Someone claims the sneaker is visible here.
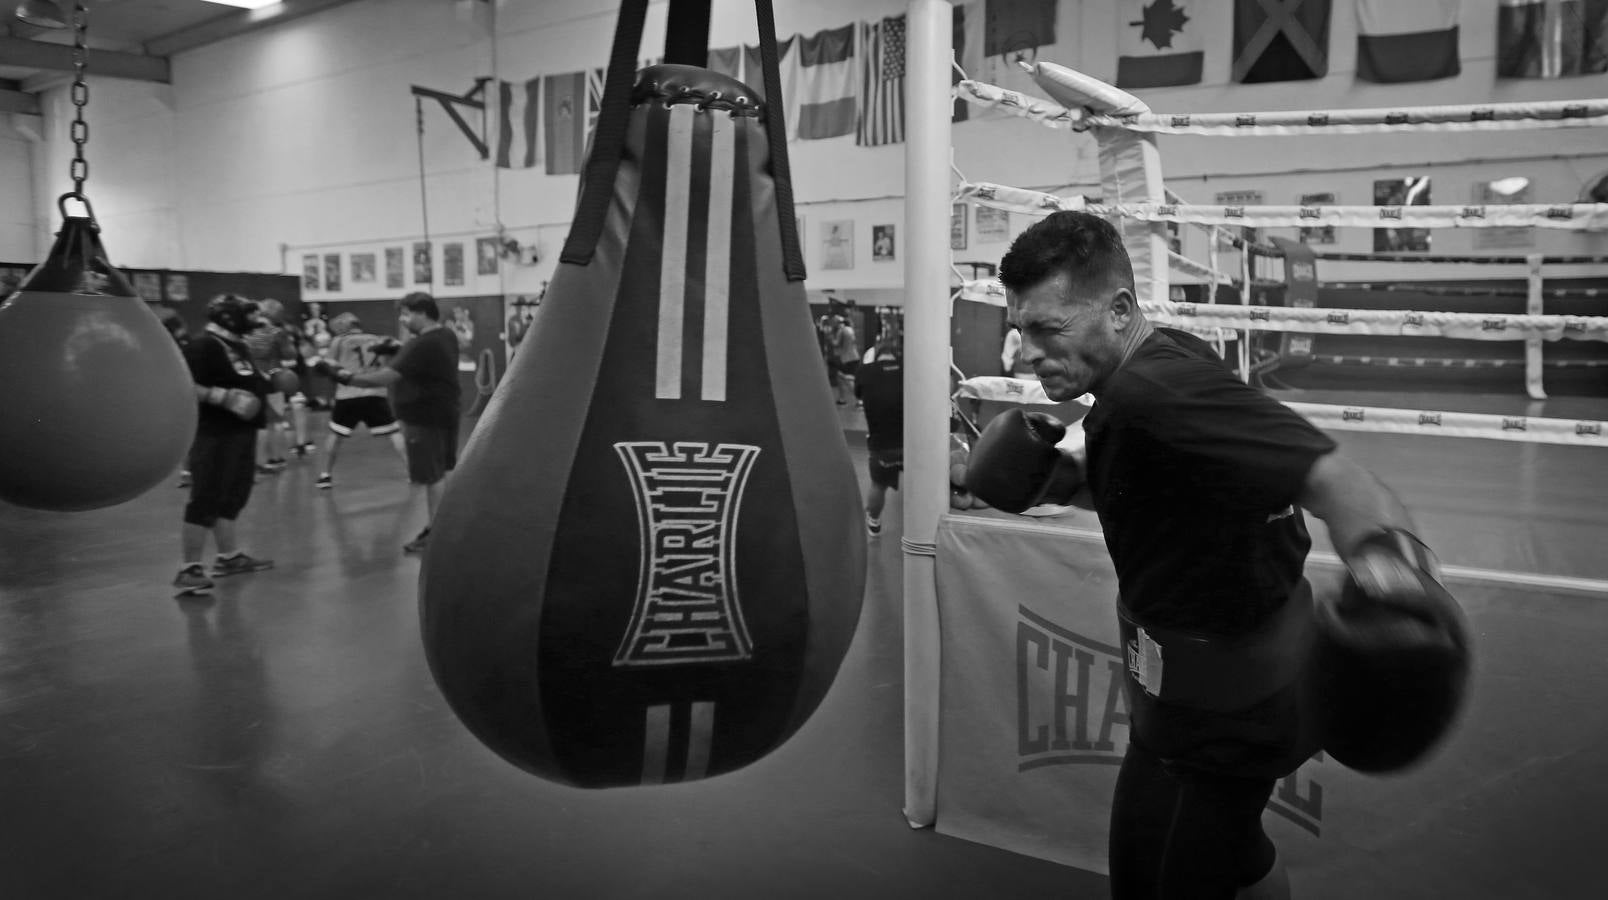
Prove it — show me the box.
[211,552,274,577]
[172,564,214,597]
[403,528,431,555]
[315,473,333,490]
[293,443,312,458]
[866,512,882,537]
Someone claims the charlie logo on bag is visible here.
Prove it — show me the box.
[1013,605,1324,835]
[613,441,760,666]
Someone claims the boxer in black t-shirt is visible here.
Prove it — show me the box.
[968,211,1452,900]
[855,334,904,536]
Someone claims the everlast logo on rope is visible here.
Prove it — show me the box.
[1224,206,1246,218]
[1000,92,1023,108]
[1171,115,1191,127]
[1471,108,1495,121]
[1462,206,1486,219]
[1118,114,1141,125]
[1343,408,1366,422]
[974,185,996,200]
[1307,113,1329,126]
[1405,312,1426,327]
[1157,204,1178,217]
[1236,114,1257,127]
[1419,413,1442,427]
[1578,422,1603,436]
[1251,308,1271,321]
[1385,112,1409,125]
[1565,321,1586,332]
[1177,303,1197,317]
[1327,312,1350,325]
[1503,417,1527,431]
[1482,318,1508,331]
[1015,606,1324,836]
[1298,207,1322,220]
[1563,104,1587,118]
[1546,207,1573,220]
[1379,207,1403,220]
[612,441,760,667]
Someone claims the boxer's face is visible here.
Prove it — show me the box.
[1009,269,1126,401]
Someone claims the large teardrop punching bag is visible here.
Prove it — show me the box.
[0,208,197,511]
[419,0,867,788]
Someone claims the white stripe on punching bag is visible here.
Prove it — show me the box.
[656,105,696,400]
[701,112,734,402]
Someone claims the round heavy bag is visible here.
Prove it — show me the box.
[1310,573,1471,773]
[419,66,866,788]
[0,217,196,511]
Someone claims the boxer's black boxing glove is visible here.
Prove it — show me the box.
[964,408,1084,514]
[1333,529,1465,652]
[373,337,402,357]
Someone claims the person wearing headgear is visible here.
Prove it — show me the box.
[856,331,904,537]
[314,310,407,488]
[965,211,1468,900]
[318,292,460,554]
[174,294,276,596]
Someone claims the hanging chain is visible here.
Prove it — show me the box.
[67,2,90,199]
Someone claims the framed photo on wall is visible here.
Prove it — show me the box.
[872,224,896,262]
[1298,192,1338,245]
[323,254,342,293]
[1473,177,1535,250]
[476,237,500,275]
[412,241,433,284]
[351,252,377,283]
[302,254,320,290]
[164,273,190,302]
[385,247,404,289]
[951,203,968,250]
[822,220,854,270]
[976,206,1010,243]
[444,242,465,286]
[1374,178,1431,252]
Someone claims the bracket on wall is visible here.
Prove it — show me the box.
[410,77,493,160]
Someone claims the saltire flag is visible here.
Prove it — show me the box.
[1497,0,1608,79]
[1356,0,1460,83]
[1117,0,1205,87]
[495,77,541,169]
[857,14,906,147]
[795,24,857,139]
[1232,0,1331,83]
[543,68,604,176]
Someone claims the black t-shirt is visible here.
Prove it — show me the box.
[855,356,904,452]
[1082,328,1337,636]
[389,327,461,427]
[186,330,270,434]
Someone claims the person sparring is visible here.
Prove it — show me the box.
[964,211,1468,900]
[174,294,276,597]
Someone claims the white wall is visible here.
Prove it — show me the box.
[2,0,1605,296]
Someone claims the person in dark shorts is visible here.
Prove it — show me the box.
[976,211,1450,900]
[314,311,407,488]
[324,292,460,554]
[174,294,275,596]
[855,333,904,536]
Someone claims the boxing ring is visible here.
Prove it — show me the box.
[895,1,1608,894]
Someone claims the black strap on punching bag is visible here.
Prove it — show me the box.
[561,0,806,281]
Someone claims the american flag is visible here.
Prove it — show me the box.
[857,14,905,147]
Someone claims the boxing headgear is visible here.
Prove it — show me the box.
[206,294,259,337]
[1310,529,1471,773]
[329,311,361,335]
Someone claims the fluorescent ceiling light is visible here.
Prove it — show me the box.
[201,1,284,9]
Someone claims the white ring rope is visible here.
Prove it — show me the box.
[956,279,1608,342]
[957,79,1608,137]
[957,181,1608,231]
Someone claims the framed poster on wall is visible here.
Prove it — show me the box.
[385,247,404,289]
[444,242,465,286]
[351,253,377,283]
[323,254,342,292]
[822,220,854,270]
[302,254,320,290]
[872,225,896,262]
[476,237,500,275]
[1374,178,1431,252]
[413,242,433,284]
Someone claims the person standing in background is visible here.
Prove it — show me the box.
[315,312,407,489]
[322,292,460,554]
[856,333,904,537]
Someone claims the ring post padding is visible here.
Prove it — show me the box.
[1029,62,1170,313]
[1527,253,1547,400]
